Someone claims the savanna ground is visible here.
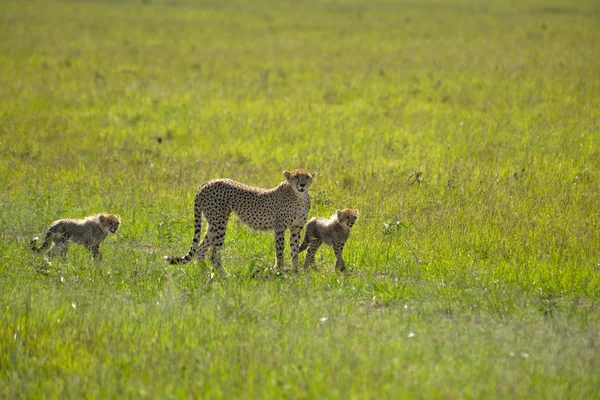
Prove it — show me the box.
[1,0,599,398]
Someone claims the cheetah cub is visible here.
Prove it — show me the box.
[30,214,121,259]
[299,208,359,272]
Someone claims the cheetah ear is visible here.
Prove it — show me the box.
[115,214,121,221]
[336,209,342,218]
[355,209,360,215]
[99,215,106,223]
[311,172,317,179]
[283,170,291,180]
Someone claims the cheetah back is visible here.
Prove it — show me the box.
[198,179,310,231]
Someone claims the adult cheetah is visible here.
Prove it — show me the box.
[166,169,317,271]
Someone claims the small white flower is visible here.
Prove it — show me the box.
[408,332,415,338]
[521,353,529,358]
[320,317,328,323]
[71,303,76,310]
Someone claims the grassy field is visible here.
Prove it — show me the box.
[1,0,599,397]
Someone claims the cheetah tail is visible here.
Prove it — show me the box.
[165,199,203,265]
[30,237,41,251]
[165,234,200,265]
[30,232,52,253]
[298,232,309,253]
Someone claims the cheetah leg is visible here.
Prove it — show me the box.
[196,224,216,261]
[51,237,69,258]
[273,229,285,269]
[88,244,101,259]
[289,226,303,271]
[210,224,228,273]
[210,248,222,269]
[333,242,346,272]
[303,239,321,268]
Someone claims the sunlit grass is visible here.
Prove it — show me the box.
[1,0,599,398]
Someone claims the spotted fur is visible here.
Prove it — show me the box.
[166,169,317,271]
[299,208,359,272]
[30,214,121,259]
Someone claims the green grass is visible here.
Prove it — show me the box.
[1,0,599,398]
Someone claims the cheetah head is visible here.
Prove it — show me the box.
[99,214,121,234]
[284,169,317,194]
[336,208,359,229]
